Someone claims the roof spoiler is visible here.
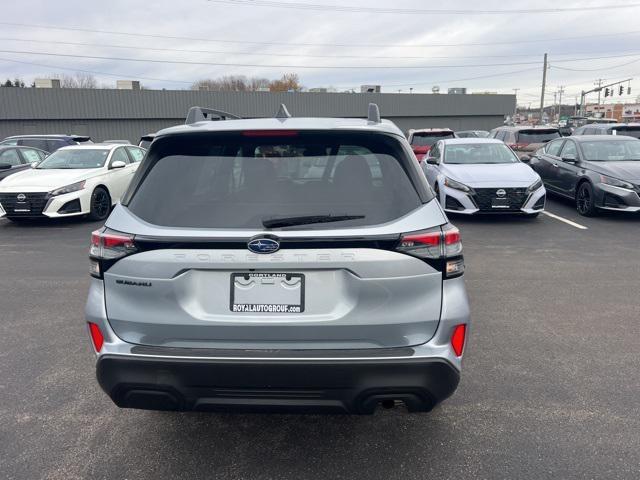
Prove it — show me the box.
[71,135,91,142]
[185,106,241,125]
[367,103,381,124]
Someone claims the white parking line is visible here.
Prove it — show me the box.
[542,211,588,230]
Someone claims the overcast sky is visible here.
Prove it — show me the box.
[0,0,639,106]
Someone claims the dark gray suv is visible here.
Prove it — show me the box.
[85,105,471,414]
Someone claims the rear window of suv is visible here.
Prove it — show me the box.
[127,131,427,229]
[611,126,640,139]
[516,129,560,144]
[410,131,455,147]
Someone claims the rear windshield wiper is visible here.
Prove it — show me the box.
[262,214,365,229]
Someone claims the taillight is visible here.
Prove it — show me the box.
[88,322,104,352]
[89,228,137,278]
[451,324,466,357]
[397,224,464,278]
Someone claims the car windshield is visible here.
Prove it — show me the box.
[580,140,640,161]
[516,130,561,143]
[127,131,425,229]
[444,143,519,164]
[36,149,109,169]
[410,132,455,147]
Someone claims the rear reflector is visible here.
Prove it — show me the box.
[88,322,104,352]
[241,130,299,137]
[451,324,466,357]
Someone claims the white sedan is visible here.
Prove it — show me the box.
[0,143,145,222]
[421,138,546,216]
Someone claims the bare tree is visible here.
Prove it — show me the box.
[191,75,288,92]
[52,73,98,89]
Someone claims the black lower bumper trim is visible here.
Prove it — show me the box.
[97,355,460,414]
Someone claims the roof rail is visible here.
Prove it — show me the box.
[275,104,292,119]
[185,106,241,125]
[368,103,381,124]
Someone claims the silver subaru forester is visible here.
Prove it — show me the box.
[85,104,471,414]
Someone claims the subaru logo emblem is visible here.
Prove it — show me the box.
[248,237,280,254]
[496,189,506,197]
[16,193,26,202]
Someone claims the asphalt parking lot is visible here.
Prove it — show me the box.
[1,196,639,480]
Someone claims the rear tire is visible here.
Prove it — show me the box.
[88,187,111,221]
[576,182,597,217]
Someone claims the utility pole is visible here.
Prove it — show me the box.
[539,53,548,124]
[595,79,604,105]
[557,86,565,121]
[512,88,519,121]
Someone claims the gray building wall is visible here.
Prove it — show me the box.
[0,89,514,142]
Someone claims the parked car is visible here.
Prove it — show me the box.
[85,104,470,414]
[421,138,545,216]
[103,140,132,145]
[138,133,156,149]
[0,146,48,182]
[0,134,92,152]
[529,135,640,216]
[407,128,456,162]
[572,123,640,139]
[0,144,145,222]
[455,130,490,138]
[489,126,561,159]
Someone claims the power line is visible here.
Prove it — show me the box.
[0,49,545,69]
[4,36,640,61]
[0,57,193,84]
[340,67,543,89]
[1,21,640,49]
[551,57,640,72]
[2,49,640,70]
[210,0,640,15]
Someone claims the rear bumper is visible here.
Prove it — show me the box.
[96,353,459,414]
[86,273,471,414]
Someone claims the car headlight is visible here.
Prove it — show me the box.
[444,177,473,193]
[50,180,86,197]
[599,175,634,190]
[527,179,543,193]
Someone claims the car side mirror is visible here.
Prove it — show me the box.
[426,156,439,165]
[562,155,577,163]
[110,160,127,169]
[30,161,39,168]
[0,163,11,170]
[520,155,531,163]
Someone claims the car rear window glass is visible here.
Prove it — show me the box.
[128,131,425,229]
[410,132,455,147]
[18,139,50,151]
[20,149,43,163]
[580,140,640,161]
[612,127,640,139]
[516,130,560,143]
